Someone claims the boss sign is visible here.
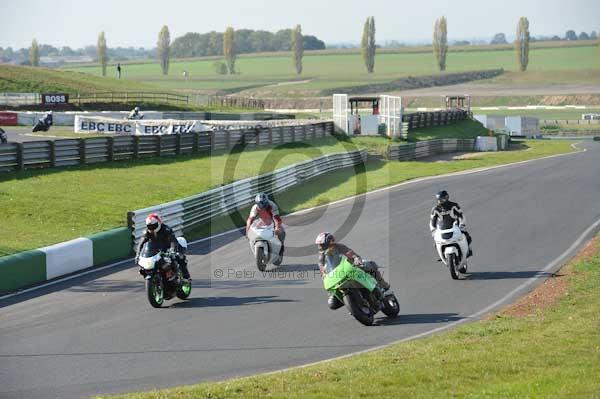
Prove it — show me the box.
[42,93,69,105]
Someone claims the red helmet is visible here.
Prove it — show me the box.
[315,232,335,251]
[145,213,162,233]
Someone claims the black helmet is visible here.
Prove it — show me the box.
[315,232,335,251]
[436,190,449,204]
[255,193,269,209]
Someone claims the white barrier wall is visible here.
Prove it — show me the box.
[74,116,211,135]
[42,238,94,280]
[475,136,498,151]
[15,111,165,126]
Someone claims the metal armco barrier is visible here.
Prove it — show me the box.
[387,139,476,161]
[0,122,334,172]
[128,149,367,248]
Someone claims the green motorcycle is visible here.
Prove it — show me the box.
[323,256,400,326]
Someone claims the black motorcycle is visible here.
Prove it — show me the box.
[0,128,7,144]
[32,119,51,133]
[137,241,191,308]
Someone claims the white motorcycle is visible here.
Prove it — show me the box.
[432,222,469,280]
[247,220,283,271]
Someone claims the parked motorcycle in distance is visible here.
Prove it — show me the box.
[137,238,191,308]
[432,221,470,279]
[247,220,283,271]
[323,256,400,326]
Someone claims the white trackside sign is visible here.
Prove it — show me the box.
[74,116,211,135]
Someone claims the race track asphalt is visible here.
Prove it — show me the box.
[1,141,599,399]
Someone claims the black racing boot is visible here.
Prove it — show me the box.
[273,242,285,266]
[179,258,191,280]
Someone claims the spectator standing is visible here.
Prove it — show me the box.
[117,63,122,79]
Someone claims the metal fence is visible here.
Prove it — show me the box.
[128,149,367,247]
[207,96,266,110]
[0,121,334,172]
[387,138,475,161]
[0,92,189,107]
[73,92,189,106]
[403,109,469,130]
[0,93,41,106]
[540,119,600,125]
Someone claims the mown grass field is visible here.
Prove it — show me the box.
[101,234,600,399]
[68,45,600,96]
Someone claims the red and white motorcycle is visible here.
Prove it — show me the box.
[247,220,283,271]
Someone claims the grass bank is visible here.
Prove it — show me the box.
[0,64,156,93]
[99,233,600,399]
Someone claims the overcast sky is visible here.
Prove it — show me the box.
[1,0,599,49]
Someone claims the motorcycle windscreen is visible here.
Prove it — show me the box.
[251,219,274,229]
[438,218,455,230]
[140,240,163,258]
[323,256,378,292]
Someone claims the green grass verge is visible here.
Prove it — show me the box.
[99,234,600,399]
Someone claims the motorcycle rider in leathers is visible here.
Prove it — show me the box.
[430,190,473,258]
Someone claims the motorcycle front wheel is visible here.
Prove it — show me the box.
[255,246,267,272]
[448,253,460,280]
[343,290,374,326]
[146,275,164,308]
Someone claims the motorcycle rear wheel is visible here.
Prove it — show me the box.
[176,278,192,300]
[381,293,400,318]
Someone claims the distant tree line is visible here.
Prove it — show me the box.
[490,30,597,44]
[170,29,325,58]
[0,44,153,65]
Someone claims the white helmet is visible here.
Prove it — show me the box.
[134,107,139,112]
[145,213,162,233]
